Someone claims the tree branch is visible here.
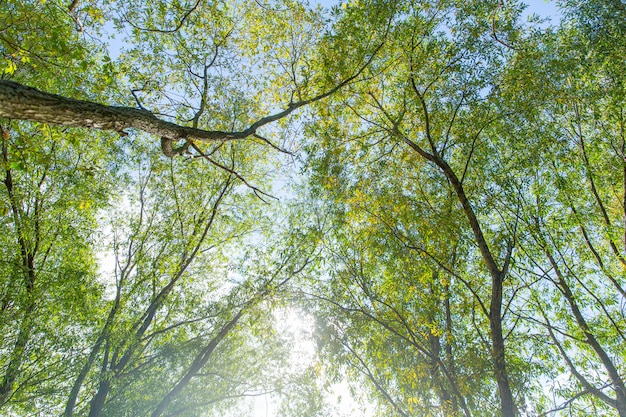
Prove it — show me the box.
[0,34,384,156]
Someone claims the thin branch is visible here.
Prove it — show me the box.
[190,142,276,203]
[441,91,465,158]
[537,382,615,417]
[490,0,518,50]
[574,103,626,267]
[252,133,294,155]
[123,0,204,34]
[68,0,80,12]
[342,340,410,417]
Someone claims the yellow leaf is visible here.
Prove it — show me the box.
[2,60,17,75]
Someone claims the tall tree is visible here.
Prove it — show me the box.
[500,1,626,414]
[3,1,626,416]
[1,1,356,415]
[0,121,114,413]
[304,1,531,415]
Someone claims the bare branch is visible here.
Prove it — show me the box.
[190,142,277,203]
[123,0,204,34]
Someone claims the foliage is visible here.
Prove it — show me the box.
[2,0,626,416]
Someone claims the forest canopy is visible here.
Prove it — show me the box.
[1,0,625,416]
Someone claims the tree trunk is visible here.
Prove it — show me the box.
[150,310,244,417]
[87,342,113,417]
[490,273,517,417]
[0,145,37,408]
[0,80,235,142]
[0,314,33,407]
[435,157,517,417]
[64,301,120,417]
[87,379,111,417]
[545,250,626,417]
[403,134,518,415]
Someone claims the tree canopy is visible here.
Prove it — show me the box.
[1,0,625,416]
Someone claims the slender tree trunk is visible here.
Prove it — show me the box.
[616,137,626,404]
[440,274,473,417]
[88,379,111,417]
[405,71,518,413]
[79,178,232,415]
[436,157,517,417]
[427,275,458,416]
[403,133,518,415]
[545,250,626,417]
[0,310,33,407]
[87,343,112,417]
[489,273,516,417]
[428,333,456,414]
[64,301,121,417]
[0,144,37,408]
[150,310,244,417]
[0,255,35,408]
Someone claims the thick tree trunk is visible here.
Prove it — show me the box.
[0,80,235,142]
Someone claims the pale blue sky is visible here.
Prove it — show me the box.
[522,0,562,24]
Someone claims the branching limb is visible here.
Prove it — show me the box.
[491,0,518,50]
[123,0,203,34]
[0,33,385,156]
[190,142,277,203]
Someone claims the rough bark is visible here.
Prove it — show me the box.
[0,80,238,142]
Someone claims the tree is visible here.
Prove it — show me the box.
[3,0,626,416]
[303,1,530,415]
[0,121,113,412]
[59,140,317,416]
[1,1,350,415]
[501,2,626,413]
[302,1,626,416]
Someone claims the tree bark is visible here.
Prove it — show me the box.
[0,50,379,150]
[0,80,237,142]
[433,154,517,417]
